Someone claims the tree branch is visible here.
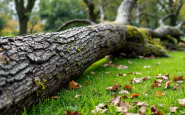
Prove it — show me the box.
[176,20,185,29]
[26,0,36,13]
[56,19,96,32]
[158,13,174,26]
[115,0,137,25]
[156,0,169,14]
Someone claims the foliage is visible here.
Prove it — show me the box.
[24,51,185,114]
[39,0,87,31]
[0,19,18,36]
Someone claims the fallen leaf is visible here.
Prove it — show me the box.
[122,95,128,99]
[118,101,131,112]
[157,62,161,65]
[117,65,128,69]
[164,81,171,89]
[152,83,162,87]
[142,76,151,81]
[67,110,81,115]
[128,72,134,74]
[74,94,82,99]
[155,79,163,83]
[90,71,96,75]
[119,89,130,94]
[50,96,60,99]
[178,99,185,107]
[144,65,151,68]
[105,72,110,74]
[91,103,108,114]
[135,101,148,107]
[125,113,140,115]
[156,91,164,97]
[85,81,90,86]
[128,60,132,64]
[173,75,184,81]
[177,80,184,84]
[156,74,162,79]
[117,73,126,76]
[150,105,163,115]
[111,95,121,105]
[130,77,143,84]
[69,80,82,89]
[106,84,121,91]
[135,72,141,75]
[172,84,180,90]
[130,93,140,98]
[139,106,147,115]
[170,106,178,112]
[123,85,132,90]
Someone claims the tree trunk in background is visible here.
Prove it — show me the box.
[19,18,28,35]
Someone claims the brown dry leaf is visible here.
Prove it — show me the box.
[85,81,90,86]
[156,74,162,79]
[156,91,164,97]
[142,76,151,81]
[130,77,143,84]
[170,106,178,113]
[117,65,128,69]
[150,105,163,115]
[177,80,184,84]
[118,101,131,112]
[173,75,184,81]
[119,89,130,94]
[123,85,132,90]
[106,84,121,91]
[91,103,108,114]
[117,73,126,77]
[172,84,180,90]
[178,99,185,107]
[50,96,60,99]
[111,95,121,106]
[122,95,128,99]
[128,72,134,74]
[130,93,140,98]
[67,110,82,115]
[164,81,171,89]
[152,83,162,87]
[90,71,96,75]
[125,113,140,115]
[69,80,82,89]
[139,106,147,115]
[135,102,148,107]
[155,79,163,83]
[74,94,82,99]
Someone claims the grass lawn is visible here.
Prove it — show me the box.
[23,51,185,115]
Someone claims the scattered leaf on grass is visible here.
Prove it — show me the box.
[105,72,110,74]
[172,84,180,90]
[122,95,128,99]
[157,62,161,65]
[150,105,163,115]
[130,94,140,98]
[177,80,184,84]
[69,80,82,89]
[156,91,164,97]
[164,81,171,89]
[155,79,163,83]
[111,95,121,105]
[90,71,96,75]
[135,72,141,75]
[74,94,82,99]
[173,75,184,81]
[143,65,151,68]
[91,103,108,114]
[128,60,132,64]
[170,106,178,112]
[85,81,90,86]
[124,85,132,90]
[152,83,162,87]
[106,84,121,91]
[117,65,128,69]
[139,106,147,115]
[117,101,131,112]
[67,110,81,115]
[135,101,148,107]
[50,96,60,99]
[178,99,185,107]
[125,113,140,115]
[142,76,151,81]
[119,89,130,94]
[117,73,126,76]
[130,77,142,84]
[156,74,162,79]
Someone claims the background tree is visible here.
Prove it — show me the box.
[14,0,36,35]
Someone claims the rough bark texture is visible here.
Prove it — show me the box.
[0,23,127,115]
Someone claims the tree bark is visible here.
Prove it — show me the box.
[0,0,170,114]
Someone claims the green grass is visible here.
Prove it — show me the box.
[24,51,185,115]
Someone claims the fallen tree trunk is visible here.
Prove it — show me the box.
[0,0,169,114]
